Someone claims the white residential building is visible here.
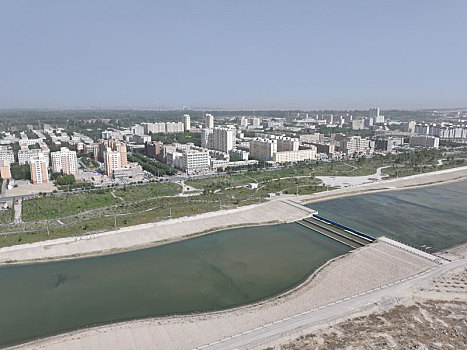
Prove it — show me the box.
[273,148,317,163]
[166,122,184,133]
[179,150,210,173]
[0,147,15,163]
[104,148,122,177]
[201,129,214,149]
[131,125,145,135]
[183,114,191,131]
[250,138,277,160]
[341,136,373,155]
[213,127,236,152]
[30,154,49,184]
[51,147,78,175]
[18,147,49,166]
[204,114,214,129]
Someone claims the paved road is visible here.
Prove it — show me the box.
[13,198,22,224]
[196,258,465,350]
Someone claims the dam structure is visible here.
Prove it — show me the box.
[294,207,376,250]
[293,201,449,267]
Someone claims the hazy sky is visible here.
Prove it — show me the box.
[1,0,466,109]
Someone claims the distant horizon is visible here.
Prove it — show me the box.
[0,105,466,112]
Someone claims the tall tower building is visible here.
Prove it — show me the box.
[183,114,191,131]
[109,140,127,166]
[0,160,11,180]
[204,114,214,129]
[104,148,122,177]
[201,129,214,149]
[213,127,236,152]
[369,108,380,119]
[30,154,49,184]
[51,147,78,175]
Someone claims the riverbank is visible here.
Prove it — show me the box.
[297,165,467,205]
[0,199,313,264]
[0,166,465,264]
[9,239,460,350]
[263,243,467,350]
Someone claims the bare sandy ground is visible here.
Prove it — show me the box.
[2,182,56,197]
[266,248,467,350]
[7,239,449,350]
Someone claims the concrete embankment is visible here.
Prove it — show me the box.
[10,238,444,350]
[0,200,311,263]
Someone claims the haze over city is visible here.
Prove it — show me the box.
[1,0,466,109]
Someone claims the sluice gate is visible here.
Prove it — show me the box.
[297,214,376,249]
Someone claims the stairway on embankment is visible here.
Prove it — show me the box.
[297,216,374,249]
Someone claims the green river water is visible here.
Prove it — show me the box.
[0,180,466,347]
[310,180,467,252]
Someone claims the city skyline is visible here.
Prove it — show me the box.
[1,0,466,110]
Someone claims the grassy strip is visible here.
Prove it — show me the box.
[113,182,182,202]
[0,209,14,224]
[22,191,120,221]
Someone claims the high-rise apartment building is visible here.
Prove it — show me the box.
[0,160,11,180]
[404,121,416,133]
[145,141,163,159]
[166,122,184,133]
[183,114,191,131]
[0,147,15,164]
[104,148,122,177]
[180,150,210,173]
[30,154,49,184]
[369,108,380,119]
[109,140,127,166]
[201,128,214,149]
[51,147,78,175]
[213,128,236,152]
[204,114,214,129]
[250,138,278,160]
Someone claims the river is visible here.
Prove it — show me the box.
[0,180,466,347]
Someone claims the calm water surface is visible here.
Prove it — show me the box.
[1,181,465,347]
[310,180,467,251]
[0,224,348,347]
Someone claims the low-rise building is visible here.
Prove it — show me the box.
[18,147,49,166]
[409,135,439,148]
[273,148,317,163]
[340,136,373,155]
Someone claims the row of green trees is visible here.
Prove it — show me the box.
[128,153,177,176]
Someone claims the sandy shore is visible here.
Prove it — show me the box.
[9,239,455,350]
[263,244,467,350]
[298,165,467,205]
[1,166,465,264]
